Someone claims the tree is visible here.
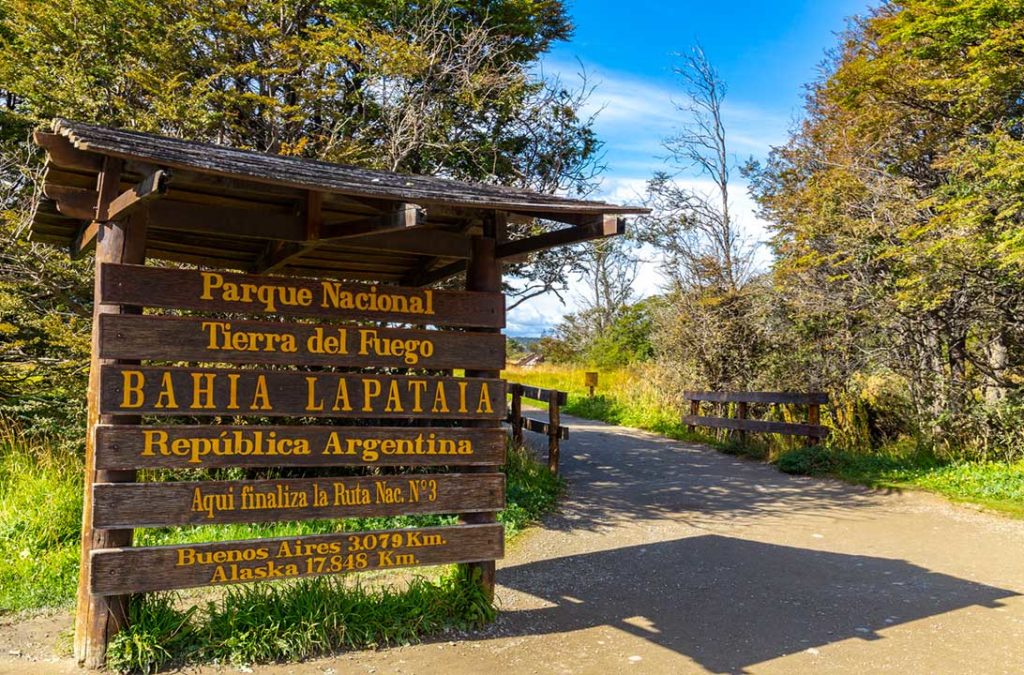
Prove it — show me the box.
[641,46,767,391]
[641,45,754,293]
[746,0,1024,451]
[0,0,601,426]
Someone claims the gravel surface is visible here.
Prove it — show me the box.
[3,412,1023,674]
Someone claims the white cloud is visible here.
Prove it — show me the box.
[506,59,785,336]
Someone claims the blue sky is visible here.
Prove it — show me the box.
[506,0,874,336]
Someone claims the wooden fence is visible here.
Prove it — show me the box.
[682,391,829,446]
[506,383,569,475]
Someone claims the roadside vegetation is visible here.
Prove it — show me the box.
[508,365,1024,518]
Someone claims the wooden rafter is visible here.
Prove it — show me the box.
[252,200,425,274]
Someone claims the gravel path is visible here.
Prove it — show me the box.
[3,412,1023,674]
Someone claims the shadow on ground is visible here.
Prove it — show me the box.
[518,417,882,532]
[492,535,1018,674]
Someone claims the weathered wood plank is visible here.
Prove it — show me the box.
[99,366,507,419]
[683,391,829,405]
[98,314,506,370]
[505,414,569,440]
[681,415,829,438]
[495,215,623,260]
[90,523,504,595]
[93,473,505,528]
[99,263,505,328]
[95,425,506,469]
[515,384,568,406]
[105,169,171,222]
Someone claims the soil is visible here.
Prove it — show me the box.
[3,412,1023,674]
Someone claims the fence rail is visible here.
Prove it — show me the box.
[506,382,568,474]
[682,390,828,446]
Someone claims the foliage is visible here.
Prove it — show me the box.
[107,567,495,673]
[745,0,1024,454]
[510,363,1024,519]
[0,0,601,427]
[0,422,82,610]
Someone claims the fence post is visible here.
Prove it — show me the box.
[510,384,523,447]
[548,394,561,475]
[806,402,821,447]
[687,399,698,433]
[737,401,748,446]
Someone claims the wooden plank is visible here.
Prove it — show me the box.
[90,523,504,596]
[495,215,624,260]
[95,425,507,469]
[683,391,829,405]
[93,473,505,528]
[505,413,570,440]
[681,415,829,438]
[42,183,96,220]
[99,263,505,328]
[98,314,506,370]
[35,131,104,172]
[99,366,507,419]
[105,169,171,222]
[516,384,568,406]
[328,228,472,259]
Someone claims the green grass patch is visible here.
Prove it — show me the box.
[108,567,495,673]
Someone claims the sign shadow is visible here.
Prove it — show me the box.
[491,535,1018,673]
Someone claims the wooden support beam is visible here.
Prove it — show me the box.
[75,206,148,669]
[330,227,472,259]
[105,169,170,223]
[70,158,123,258]
[404,259,466,287]
[495,214,624,260]
[461,232,502,602]
[252,201,424,274]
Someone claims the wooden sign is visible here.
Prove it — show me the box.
[99,366,506,419]
[99,263,505,328]
[90,523,504,595]
[98,314,505,370]
[94,425,506,469]
[93,474,504,528]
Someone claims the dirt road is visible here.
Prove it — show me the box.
[4,413,1024,673]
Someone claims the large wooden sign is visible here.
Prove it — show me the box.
[99,366,506,418]
[94,425,506,469]
[91,523,504,595]
[98,314,505,370]
[92,474,505,528]
[99,263,505,327]
[80,261,508,651]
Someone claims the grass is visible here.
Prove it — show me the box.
[507,364,1024,519]
[107,567,495,673]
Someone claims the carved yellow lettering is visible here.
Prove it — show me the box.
[362,379,381,412]
[154,371,178,409]
[332,379,352,412]
[432,383,449,413]
[251,375,272,411]
[200,272,224,300]
[120,370,145,409]
[476,382,493,414]
[306,376,324,412]
[191,373,216,409]
[385,380,403,413]
[141,430,167,456]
